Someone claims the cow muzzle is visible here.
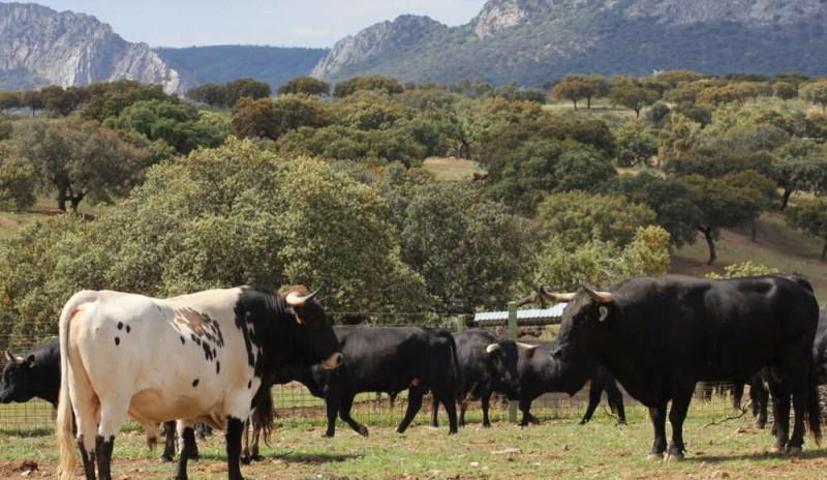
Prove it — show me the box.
[320,352,343,370]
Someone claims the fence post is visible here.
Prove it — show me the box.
[507,301,518,423]
[455,316,466,333]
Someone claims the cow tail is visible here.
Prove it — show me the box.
[446,332,461,400]
[252,383,275,447]
[808,367,822,445]
[57,291,96,480]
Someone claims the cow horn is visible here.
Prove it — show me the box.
[2,350,14,363]
[539,286,576,303]
[286,289,319,307]
[516,342,538,350]
[485,343,501,354]
[581,284,614,303]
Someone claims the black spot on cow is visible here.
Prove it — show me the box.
[180,336,186,345]
[114,337,120,346]
[202,343,213,361]
[192,379,199,387]
[126,325,131,334]
[216,362,221,375]
[117,322,123,330]
[247,380,252,389]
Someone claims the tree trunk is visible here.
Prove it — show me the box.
[699,226,717,265]
[781,189,793,210]
[56,186,68,212]
[634,107,642,119]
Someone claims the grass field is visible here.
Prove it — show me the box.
[1,399,825,480]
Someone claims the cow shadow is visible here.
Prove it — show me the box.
[686,448,827,463]
[270,451,361,465]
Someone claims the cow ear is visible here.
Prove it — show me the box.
[24,354,35,367]
[598,306,610,322]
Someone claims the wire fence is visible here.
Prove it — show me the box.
[0,315,762,435]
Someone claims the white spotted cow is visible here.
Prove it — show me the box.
[57,286,342,480]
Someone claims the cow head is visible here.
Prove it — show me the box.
[282,286,342,371]
[547,285,615,362]
[485,340,536,399]
[0,351,36,403]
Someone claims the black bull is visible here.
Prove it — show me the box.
[261,326,460,439]
[549,275,822,460]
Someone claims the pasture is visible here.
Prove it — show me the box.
[1,397,824,479]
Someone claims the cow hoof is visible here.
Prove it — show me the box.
[323,432,334,438]
[240,455,251,466]
[755,420,766,430]
[665,452,685,462]
[357,426,369,437]
[617,420,627,426]
[770,445,785,454]
[646,453,664,461]
[161,454,174,463]
[483,423,492,429]
[787,446,802,456]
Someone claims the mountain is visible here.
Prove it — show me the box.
[156,45,328,90]
[312,0,827,86]
[0,2,188,93]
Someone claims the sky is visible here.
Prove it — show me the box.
[30,0,488,48]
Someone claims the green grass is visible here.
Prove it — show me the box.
[2,398,825,479]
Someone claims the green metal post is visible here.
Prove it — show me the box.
[507,301,518,423]
[455,316,466,333]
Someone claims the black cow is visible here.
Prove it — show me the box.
[547,275,821,460]
[515,341,626,427]
[747,309,827,431]
[1,338,60,406]
[0,338,193,462]
[431,329,524,428]
[269,326,460,438]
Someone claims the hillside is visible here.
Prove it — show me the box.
[0,2,188,93]
[156,45,328,90]
[313,0,827,85]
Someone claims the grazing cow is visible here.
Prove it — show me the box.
[546,275,821,460]
[1,338,60,406]
[430,329,526,428]
[515,341,626,427]
[57,286,342,480]
[265,326,460,438]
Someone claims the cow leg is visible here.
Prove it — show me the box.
[225,417,245,480]
[519,397,538,427]
[667,388,693,461]
[324,394,340,438]
[441,391,459,434]
[95,399,128,480]
[755,383,769,430]
[241,420,251,465]
[250,420,263,461]
[94,435,115,480]
[459,399,468,427]
[397,386,426,434]
[647,402,668,459]
[174,425,196,480]
[431,396,439,427]
[768,381,791,453]
[161,421,176,462]
[481,393,492,428]
[605,381,627,425]
[580,380,603,425]
[339,395,368,437]
[77,435,96,480]
[732,381,745,410]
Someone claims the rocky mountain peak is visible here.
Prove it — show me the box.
[0,1,189,93]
